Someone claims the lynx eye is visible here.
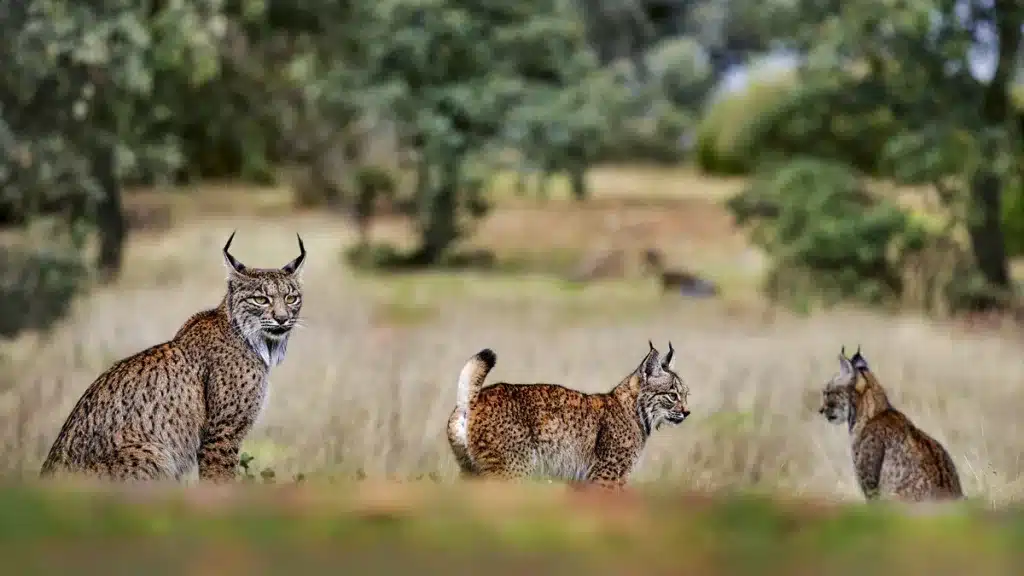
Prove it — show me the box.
[284,294,298,305]
[250,296,269,306]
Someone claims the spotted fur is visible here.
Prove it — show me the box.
[446,341,691,489]
[39,232,306,483]
[819,347,963,502]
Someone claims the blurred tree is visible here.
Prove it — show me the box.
[578,0,778,82]
[732,0,1023,309]
[360,0,605,263]
[0,0,232,284]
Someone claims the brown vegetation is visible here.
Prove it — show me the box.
[1,171,1022,506]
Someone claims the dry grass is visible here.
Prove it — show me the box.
[1,171,1023,508]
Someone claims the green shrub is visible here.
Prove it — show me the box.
[1003,178,1024,258]
[644,37,713,109]
[0,244,88,338]
[595,98,694,164]
[695,76,794,175]
[727,157,984,314]
[696,72,902,177]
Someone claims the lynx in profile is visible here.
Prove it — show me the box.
[40,232,307,483]
[446,341,691,489]
[818,347,963,502]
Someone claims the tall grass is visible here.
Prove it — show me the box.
[1,211,1021,505]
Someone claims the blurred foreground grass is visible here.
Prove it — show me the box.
[0,481,1021,575]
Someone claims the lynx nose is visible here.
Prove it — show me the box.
[272,315,289,326]
[681,409,690,418]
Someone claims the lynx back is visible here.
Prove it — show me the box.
[39,232,307,483]
[818,347,963,502]
[446,341,691,489]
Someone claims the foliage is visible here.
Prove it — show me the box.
[0,243,88,338]
[694,74,795,175]
[1005,180,1024,257]
[0,0,243,318]
[728,0,1023,307]
[727,158,986,314]
[356,0,609,263]
[644,37,714,110]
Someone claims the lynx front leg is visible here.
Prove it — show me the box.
[96,443,178,482]
[584,458,633,490]
[198,424,244,483]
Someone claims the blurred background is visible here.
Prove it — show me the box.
[0,0,1022,503]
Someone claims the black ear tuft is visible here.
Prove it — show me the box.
[662,341,675,369]
[838,347,854,376]
[281,233,307,275]
[222,230,246,273]
[640,341,663,380]
[850,346,869,372]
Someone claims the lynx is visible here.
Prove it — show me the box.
[819,347,963,502]
[446,341,690,489]
[40,232,306,483]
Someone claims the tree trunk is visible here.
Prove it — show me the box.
[415,154,460,265]
[568,154,588,202]
[964,0,1023,301]
[95,145,126,284]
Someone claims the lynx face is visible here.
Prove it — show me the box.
[638,343,691,430]
[818,348,859,425]
[222,232,306,366]
[229,271,304,341]
[819,380,852,424]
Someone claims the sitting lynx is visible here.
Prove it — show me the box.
[40,232,306,483]
[446,341,690,489]
[819,347,963,502]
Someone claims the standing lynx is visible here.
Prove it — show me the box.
[818,347,963,502]
[446,341,690,489]
[40,232,306,483]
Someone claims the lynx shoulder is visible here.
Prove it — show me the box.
[818,347,963,502]
[39,232,307,483]
[446,341,691,489]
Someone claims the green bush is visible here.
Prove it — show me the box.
[597,100,693,164]
[727,157,984,314]
[695,76,794,175]
[0,244,88,338]
[643,37,713,109]
[696,72,902,177]
[1003,179,1024,258]
[1003,84,1024,257]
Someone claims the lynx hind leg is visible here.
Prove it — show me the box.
[93,443,179,482]
[446,412,478,477]
[449,441,479,478]
[470,442,534,481]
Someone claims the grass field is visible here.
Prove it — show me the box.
[0,166,1023,572]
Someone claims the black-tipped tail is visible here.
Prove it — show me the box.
[456,348,498,415]
[476,348,497,371]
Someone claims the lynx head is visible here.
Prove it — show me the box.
[222,231,306,367]
[634,340,690,434]
[819,346,882,427]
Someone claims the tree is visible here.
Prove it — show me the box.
[736,0,1023,309]
[0,0,231,283]
[359,0,605,264]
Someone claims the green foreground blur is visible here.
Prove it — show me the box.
[0,481,1020,575]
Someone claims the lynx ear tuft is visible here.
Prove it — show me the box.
[222,231,246,274]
